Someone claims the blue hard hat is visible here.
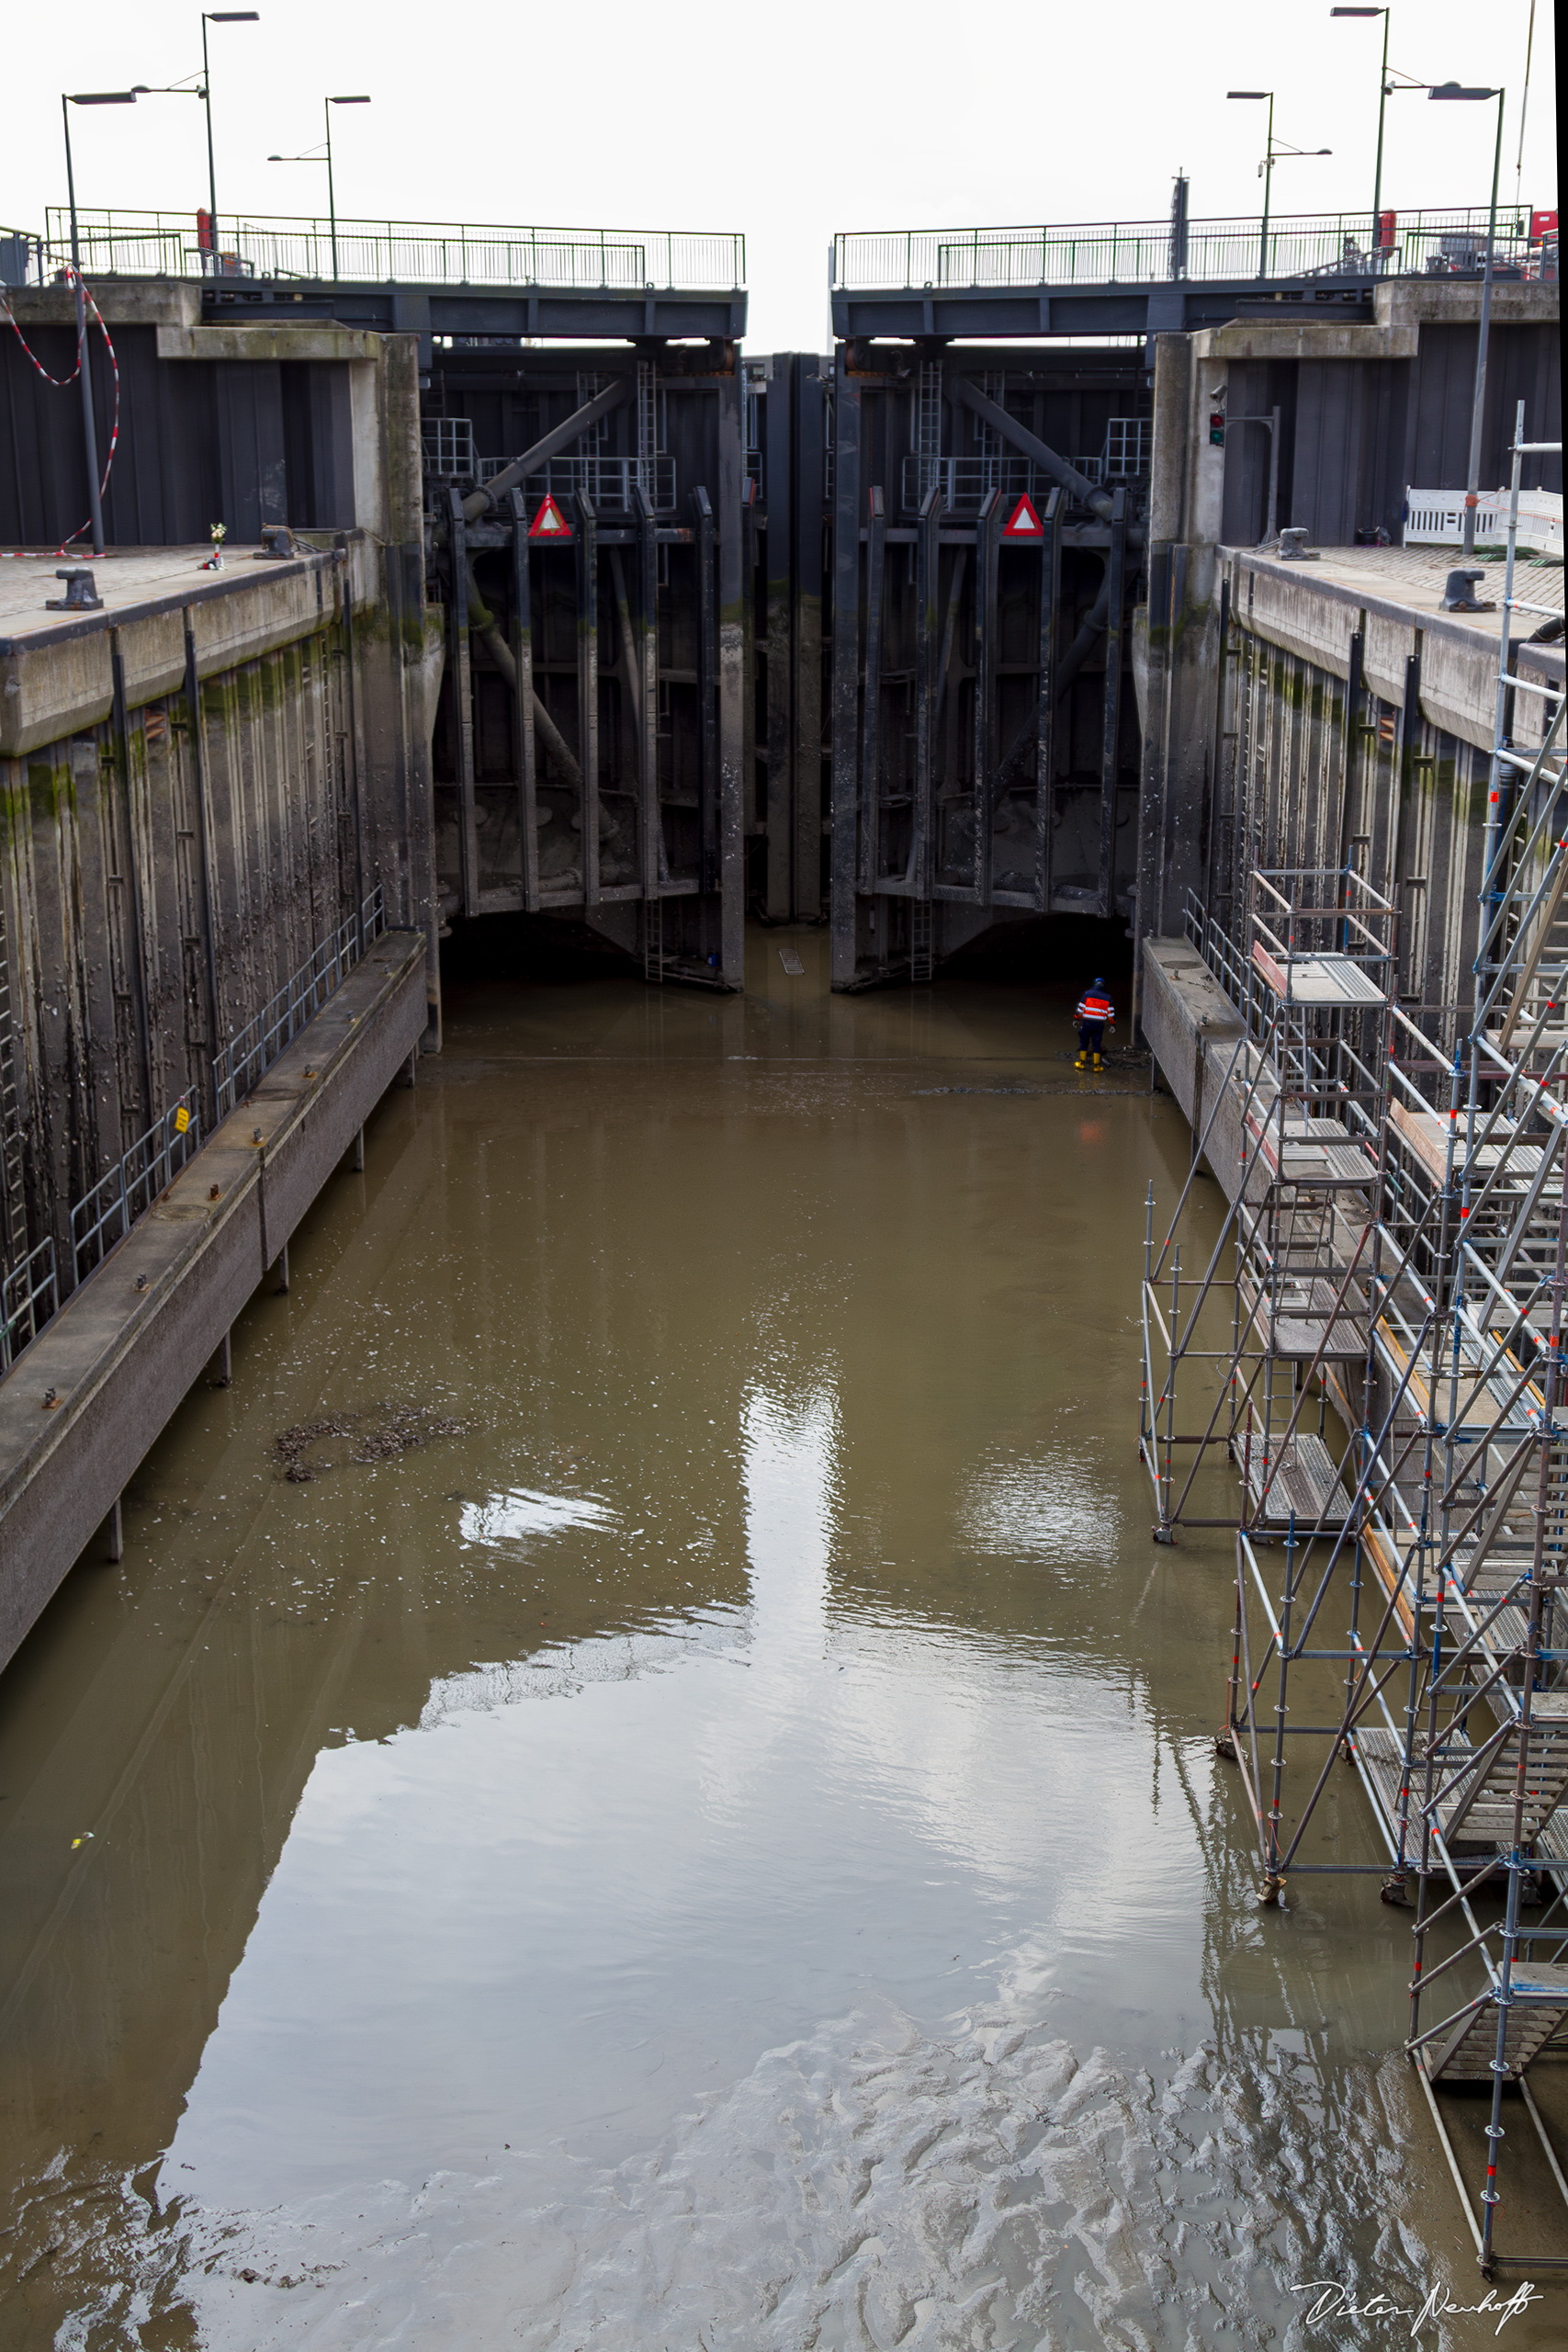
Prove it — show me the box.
[1092,977,1105,989]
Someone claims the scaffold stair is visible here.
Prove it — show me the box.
[1440,1694,1568,1844]
[1486,845,1568,1057]
[1237,1267,1370,1360]
[1426,1966,1568,2083]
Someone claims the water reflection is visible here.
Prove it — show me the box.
[740,1383,838,1656]
[958,1446,1122,1570]
[457,1485,617,1547]
[0,933,1552,2343]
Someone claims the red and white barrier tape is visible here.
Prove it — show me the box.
[0,266,121,557]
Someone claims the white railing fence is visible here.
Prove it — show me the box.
[1404,485,1562,557]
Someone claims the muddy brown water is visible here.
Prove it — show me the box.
[1,926,1563,2347]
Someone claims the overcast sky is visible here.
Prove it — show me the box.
[3,0,1556,350]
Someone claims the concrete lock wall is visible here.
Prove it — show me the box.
[0,305,442,1670]
[0,931,429,1673]
[1207,557,1562,1009]
[1130,278,1562,1023]
[0,305,444,1282]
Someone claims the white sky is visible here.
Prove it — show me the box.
[2,0,1557,350]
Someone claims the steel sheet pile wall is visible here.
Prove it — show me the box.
[828,347,1149,988]
[423,345,746,984]
[0,538,439,1306]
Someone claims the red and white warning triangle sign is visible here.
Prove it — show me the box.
[1002,493,1043,538]
[528,492,572,541]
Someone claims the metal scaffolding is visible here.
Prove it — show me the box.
[1141,409,1568,2276]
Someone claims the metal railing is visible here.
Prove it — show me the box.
[478,453,678,514]
[0,887,389,1374]
[833,207,1553,290]
[213,888,385,1120]
[1252,862,1394,978]
[1,1237,57,1373]
[1184,888,1253,1018]
[35,211,745,291]
[900,453,1044,514]
[70,1093,201,1286]
[424,424,680,515]
[1404,484,1563,558]
[1106,418,1151,475]
[0,225,43,289]
[423,418,479,476]
[901,420,1151,516]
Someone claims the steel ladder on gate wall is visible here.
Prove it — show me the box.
[0,908,26,1263]
[637,360,660,495]
[910,897,934,983]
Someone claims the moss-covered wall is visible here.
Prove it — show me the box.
[0,545,439,1290]
[1212,620,1492,1012]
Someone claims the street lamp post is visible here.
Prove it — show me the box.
[269,96,370,282]
[61,91,137,555]
[1226,92,1333,277]
[1430,82,1507,559]
[199,13,260,275]
[1329,8,1392,248]
[62,85,206,555]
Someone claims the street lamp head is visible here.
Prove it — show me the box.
[68,91,139,105]
[1227,91,1270,99]
[1329,8,1383,16]
[200,9,261,279]
[329,95,371,105]
[1428,82,1499,100]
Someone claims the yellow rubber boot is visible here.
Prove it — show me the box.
[1075,1053,1088,1069]
[1093,1053,1104,1072]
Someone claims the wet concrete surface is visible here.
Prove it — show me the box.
[0,925,1563,2346]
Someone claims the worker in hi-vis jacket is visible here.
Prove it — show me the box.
[1074,979,1115,1072]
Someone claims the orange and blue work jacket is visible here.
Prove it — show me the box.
[1076,992,1114,1026]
